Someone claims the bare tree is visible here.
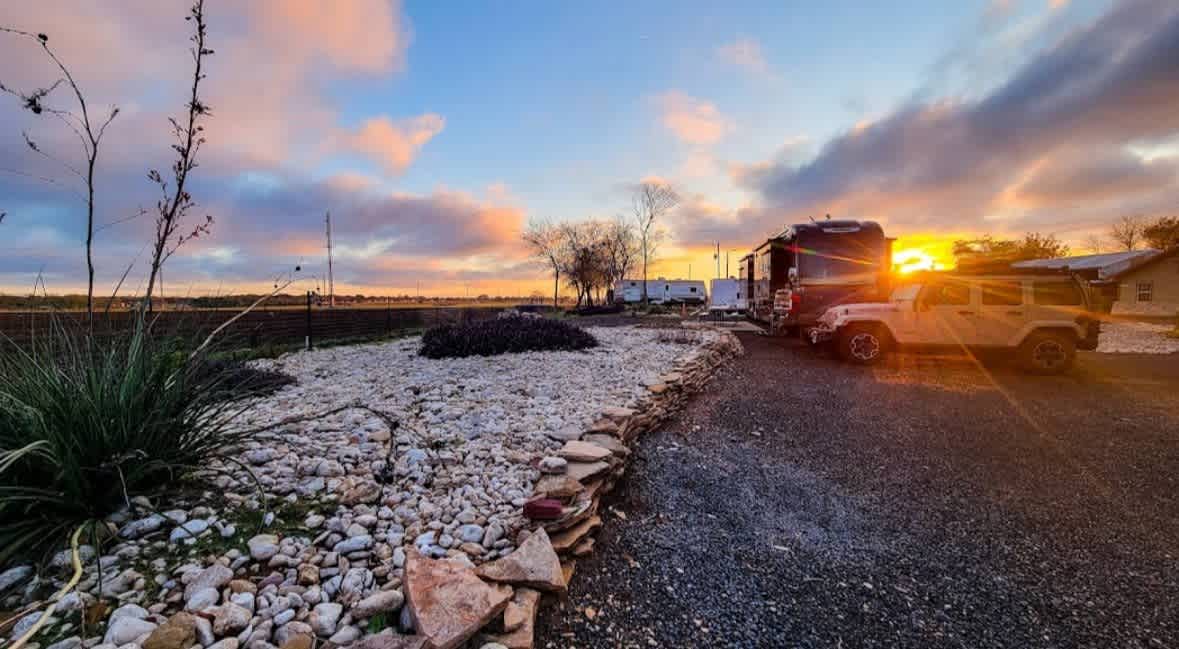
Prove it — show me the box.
[631,181,678,306]
[1,27,121,324]
[603,216,638,303]
[1109,215,1144,251]
[522,219,563,309]
[143,0,215,311]
[558,220,609,307]
[1143,216,1179,251]
[1081,234,1105,255]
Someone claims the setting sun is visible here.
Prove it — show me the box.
[893,248,936,274]
[890,235,960,275]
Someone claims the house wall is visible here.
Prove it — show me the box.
[1112,255,1179,316]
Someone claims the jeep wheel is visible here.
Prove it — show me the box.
[838,324,886,365]
[1019,331,1075,374]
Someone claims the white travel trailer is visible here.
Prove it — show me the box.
[614,278,707,304]
[708,278,746,312]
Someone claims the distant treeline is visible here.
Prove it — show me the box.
[0,293,548,310]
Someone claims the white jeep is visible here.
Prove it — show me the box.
[809,272,1101,374]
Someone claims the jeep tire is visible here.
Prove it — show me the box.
[838,324,886,365]
[1019,331,1076,374]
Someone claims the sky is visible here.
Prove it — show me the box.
[1,0,1177,297]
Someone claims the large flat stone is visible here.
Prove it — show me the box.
[549,515,602,554]
[565,461,610,483]
[599,406,635,421]
[480,588,540,649]
[556,440,612,463]
[532,474,583,500]
[348,631,428,649]
[404,549,512,649]
[582,434,628,457]
[475,528,565,593]
[586,419,620,435]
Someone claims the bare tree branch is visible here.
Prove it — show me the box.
[631,181,679,306]
[1,25,120,324]
[144,0,214,310]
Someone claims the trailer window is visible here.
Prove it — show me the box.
[1033,281,1082,306]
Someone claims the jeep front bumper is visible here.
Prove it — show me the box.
[808,323,836,344]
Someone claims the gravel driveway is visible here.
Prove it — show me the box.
[536,333,1179,648]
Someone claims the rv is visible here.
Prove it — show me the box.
[708,278,746,313]
[748,220,893,332]
[614,279,707,304]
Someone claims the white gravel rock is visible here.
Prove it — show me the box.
[104,617,157,646]
[309,602,343,637]
[248,535,280,561]
[1097,321,1179,354]
[185,587,220,612]
[0,566,33,594]
[59,326,710,623]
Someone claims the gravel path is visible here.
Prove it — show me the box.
[537,334,1179,648]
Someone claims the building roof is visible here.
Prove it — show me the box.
[1107,247,1179,281]
[1012,249,1161,279]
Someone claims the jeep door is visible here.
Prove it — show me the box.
[974,280,1027,347]
[912,280,978,346]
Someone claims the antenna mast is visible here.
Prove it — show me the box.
[325,211,335,308]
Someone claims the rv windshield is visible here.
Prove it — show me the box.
[798,231,884,281]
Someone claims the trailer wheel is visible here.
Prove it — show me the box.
[837,324,886,365]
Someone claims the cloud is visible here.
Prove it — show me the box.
[716,37,770,76]
[654,91,729,145]
[0,1,495,294]
[725,0,1179,239]
[343,114,446,176]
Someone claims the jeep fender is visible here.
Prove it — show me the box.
[834,318,897,346]
[1014,323,1085,348]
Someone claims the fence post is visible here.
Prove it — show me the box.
[305,290,313,350]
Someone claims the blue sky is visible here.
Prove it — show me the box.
[1,0,1175,296]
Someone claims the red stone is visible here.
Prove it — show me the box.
[523,498,564,520]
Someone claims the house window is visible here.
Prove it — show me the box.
[690,287,697,293]
[1137,281,1153,302]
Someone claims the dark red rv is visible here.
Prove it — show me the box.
[748,220,894,332]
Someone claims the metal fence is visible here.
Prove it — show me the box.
[0,304,509,351]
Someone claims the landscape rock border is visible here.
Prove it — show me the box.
[516,324,744,645]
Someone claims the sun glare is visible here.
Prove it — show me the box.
[893,248,937,274]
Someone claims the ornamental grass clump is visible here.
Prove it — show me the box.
[419,316,598,359]
[0,318,278,564]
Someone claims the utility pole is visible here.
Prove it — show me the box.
[325,211,335,308]
[714,241,721,279]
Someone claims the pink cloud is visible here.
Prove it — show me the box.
[654,91,729,145]
[344,114,446,176]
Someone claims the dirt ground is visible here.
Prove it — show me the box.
[537,333,1179,648]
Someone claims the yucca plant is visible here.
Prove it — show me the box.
[0,315,277,565]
